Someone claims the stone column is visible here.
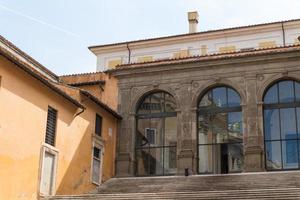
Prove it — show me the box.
[116,88,135,177]
[176,81,196,175]
[243,75,264,172]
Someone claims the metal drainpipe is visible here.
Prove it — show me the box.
[281,22,286,46]
[126,43,131,64]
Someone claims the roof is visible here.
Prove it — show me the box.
[108,44,300,71]
[0,45,84,109]
[60,71,107,86]
[89,18,300,50]
[0,35,59,81]
[80,90,122,119]
[54,83,121,119]
[68,80,105,87]
[0,36,121,119]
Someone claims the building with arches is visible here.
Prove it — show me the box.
[108,41,300,177]
[3,13,300,200]
[102,15,300,176]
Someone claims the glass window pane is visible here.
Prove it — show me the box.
[163,147,177,174]
[198,114,209,144]
[282,140,298,169]
[137,96,151,115]
[213,87,227,107]
[228,112,243,143]
[93,147,100,158]
[149,147,164,175]
[297,108,300,135]
[150,93,163,113]
[137,118,151,147]
[280,108,297,140]
[165,93,176,112]
[199,92,212,107]
[264,84,278,104]
[212,113,228,143]
[136,148,149,176]
[228,143,243,173]
[150,118,163,147]
[264,109,280,140]
[198,145,217,174]
[295,82,300,102]
[227,88,241,107]
[164,117,177,146]
[92,159,100,183]
[265,141,282,170]
[279,81,294,103]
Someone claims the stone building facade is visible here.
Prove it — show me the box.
[112,46,300,177]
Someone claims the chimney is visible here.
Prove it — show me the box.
[188,11,199,33]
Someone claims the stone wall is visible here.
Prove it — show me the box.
[113,50,300,176]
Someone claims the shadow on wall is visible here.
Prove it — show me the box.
[56,100,117,195]
[55,118,94,195]
[0,59,76,126]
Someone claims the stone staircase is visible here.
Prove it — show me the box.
[43,171,300,200]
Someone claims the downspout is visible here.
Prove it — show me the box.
[75,107,85,117]
[126,43,131,64]
[281,22,286,46]
[74,91,90,117]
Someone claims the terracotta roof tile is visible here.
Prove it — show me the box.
[0,35,59,81]
[0,46,84,108]
[60,71,107,85]
[80,90,122,119]
[108,45,300,71]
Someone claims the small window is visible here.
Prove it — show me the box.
[92,146,102,184]
[45,106,57,146]
[95,114,102,136]
[145,128,156,145]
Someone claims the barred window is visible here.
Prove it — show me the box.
[92,146,101,184]
[45,106,57,146]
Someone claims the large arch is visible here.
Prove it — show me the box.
[130,85,181,115]
[191,79,246,110]
[197,85,244,174]
[135,91,178,176]
[263,79,300,171]
[258,73,300,102]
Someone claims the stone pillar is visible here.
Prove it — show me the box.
[243,75,264,172]
[176,81,196,175]
[116,88,135,177]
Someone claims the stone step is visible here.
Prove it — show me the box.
[44,188,300,200]
[44,171,300,200]
[98,171,300,193]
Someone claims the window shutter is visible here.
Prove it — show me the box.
[45,106,57,146]
[95,114,102,136]
[92,146,101,184]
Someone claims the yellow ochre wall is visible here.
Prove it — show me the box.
[0,56,117,199]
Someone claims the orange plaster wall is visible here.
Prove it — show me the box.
[60,73,118,110]
[0,56,117,199]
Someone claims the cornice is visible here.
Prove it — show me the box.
[111,50,300,78]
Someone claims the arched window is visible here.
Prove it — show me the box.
[198,86,243,174]
[263,80,300,170]
[135,91,177,176]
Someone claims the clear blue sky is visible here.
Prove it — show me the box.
[1,0,300,75]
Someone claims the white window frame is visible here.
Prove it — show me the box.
[38,143,59,196]
[91,141,104,186]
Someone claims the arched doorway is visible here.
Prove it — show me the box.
[197,86,243,174]
[135,91,177,176]
[263,80,300,170]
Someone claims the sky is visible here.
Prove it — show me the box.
[1,0,300,75]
